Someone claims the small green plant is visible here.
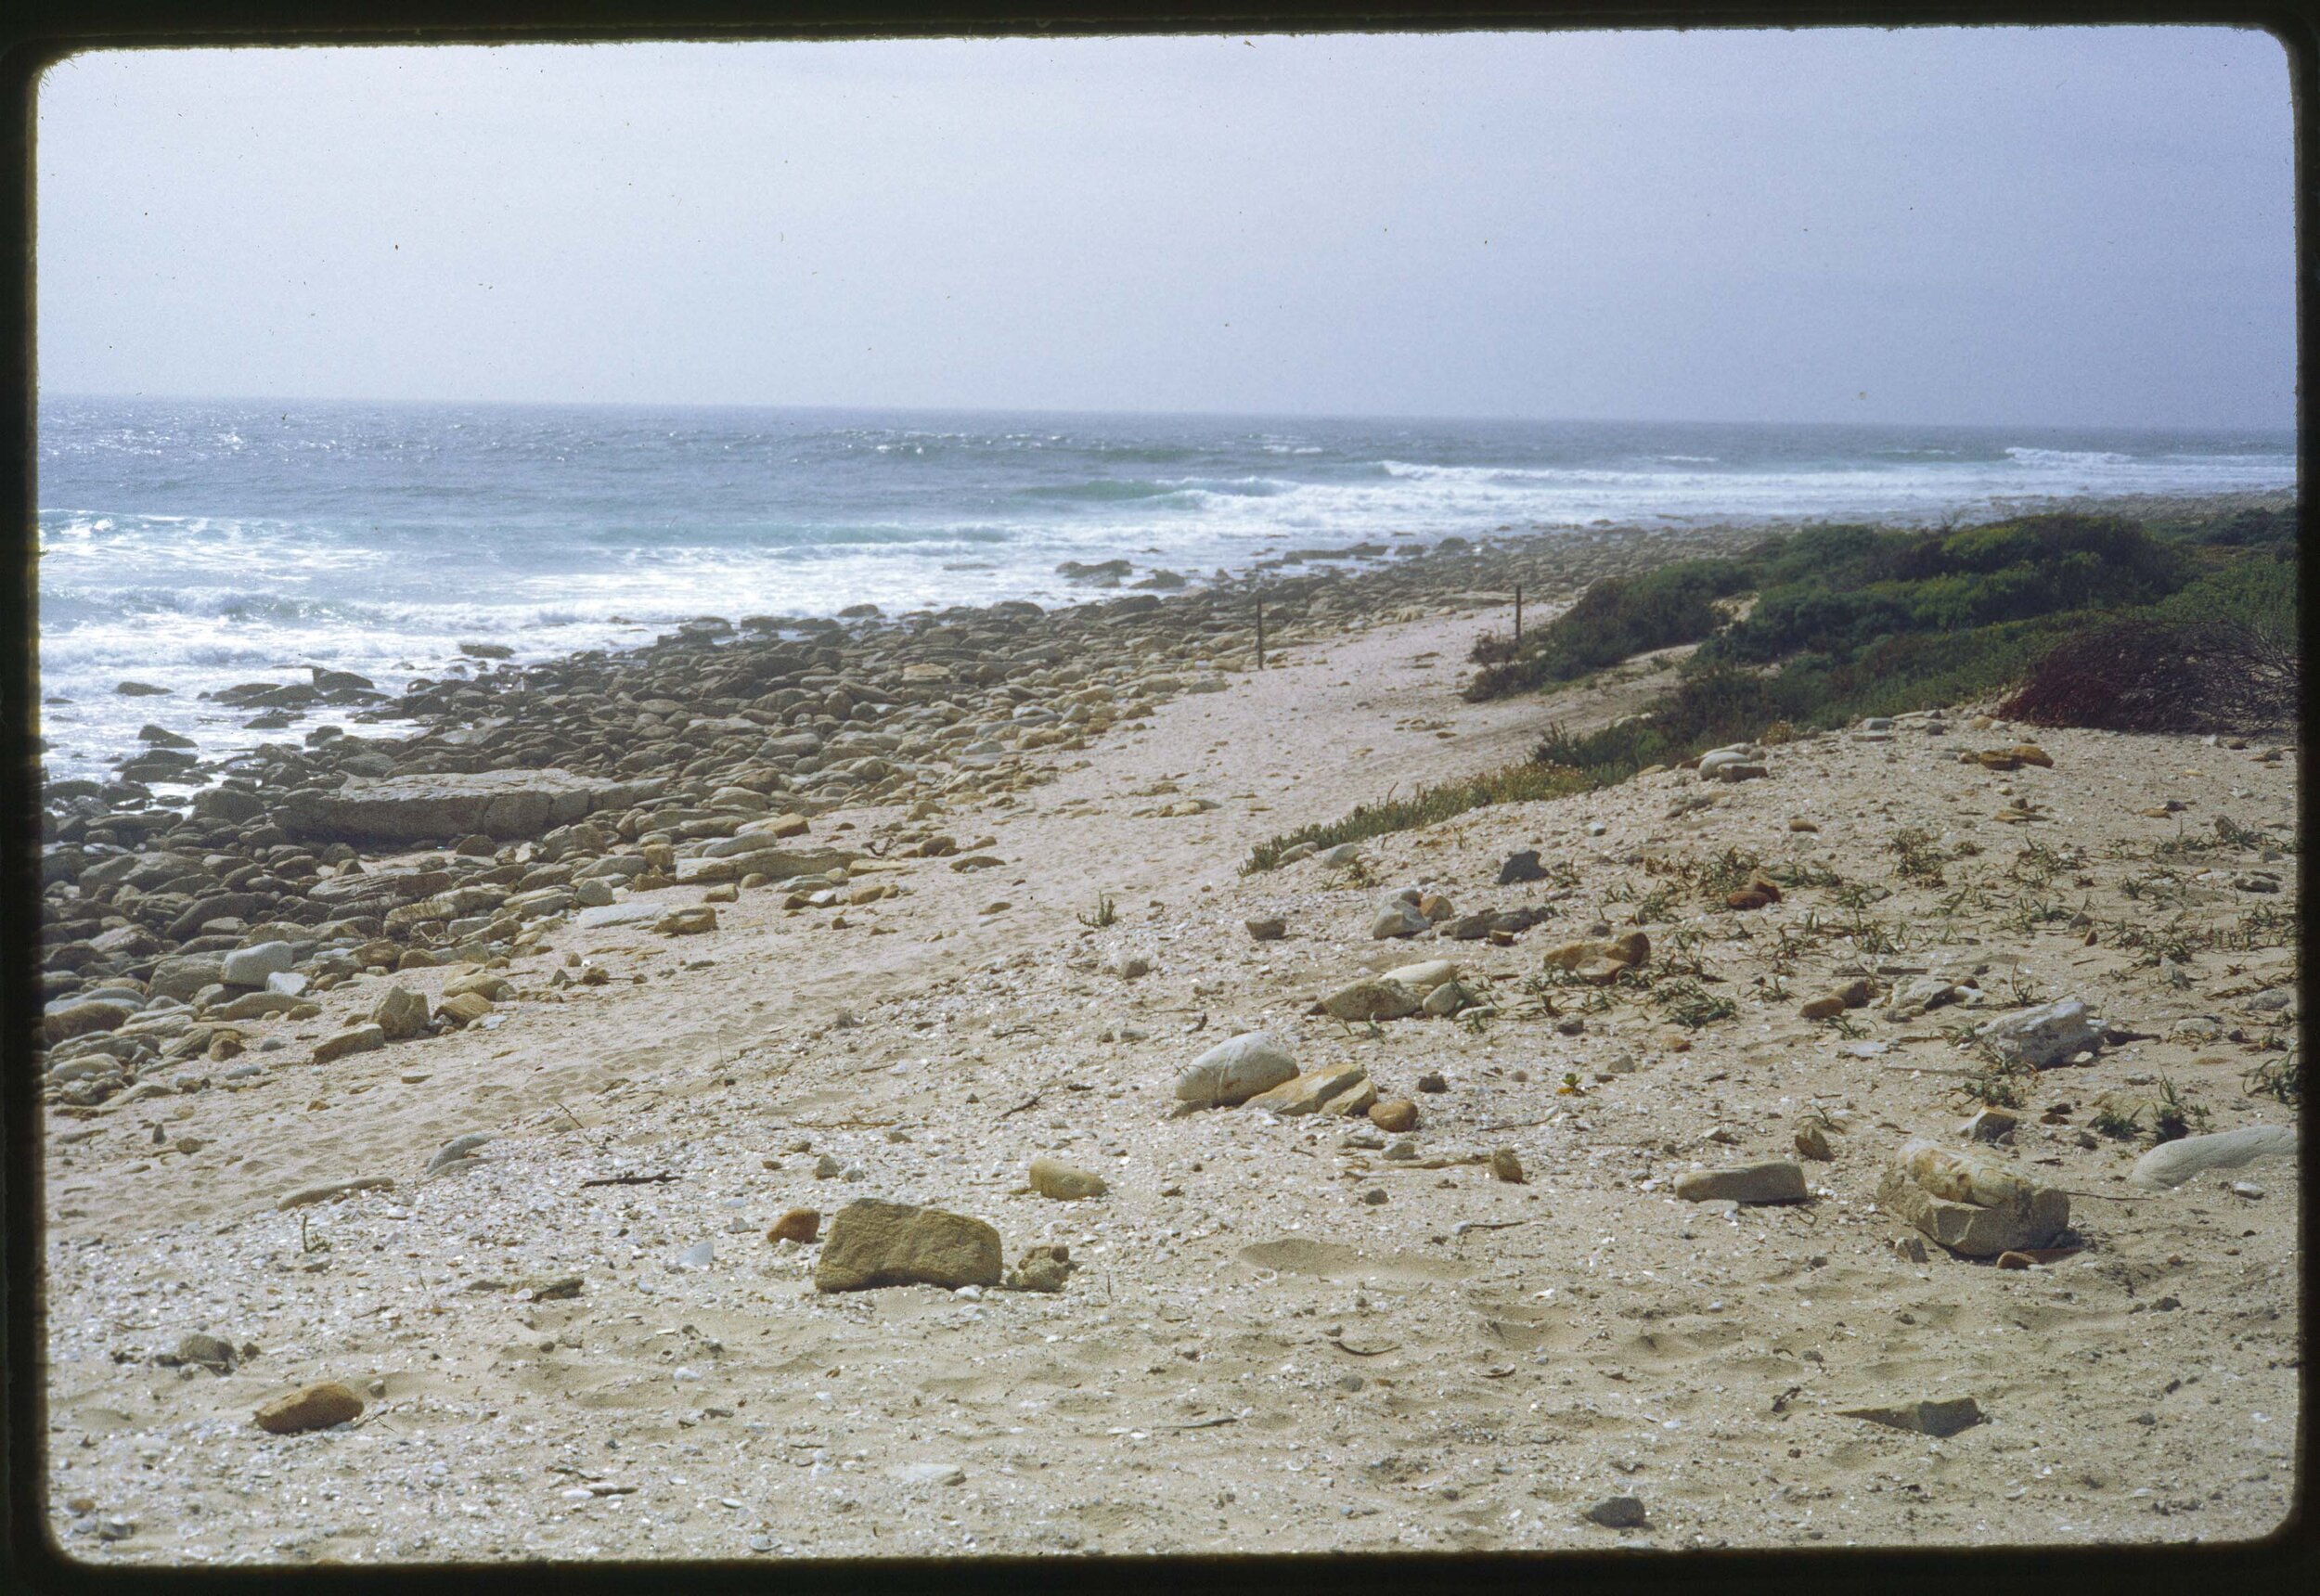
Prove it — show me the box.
[1632,884,1680,924]
[2089,1096,2144,1140]
[1077,893,1117,929]
[1888,826,1947,887]
[2242,1043,2301,1107]
[1950,1061,2027,1110]
[2147,1077,2210,1144]
[1656,978,1737,1029]
[1822,1011,1866,1040]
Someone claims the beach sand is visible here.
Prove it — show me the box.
[36,512,2301,1561]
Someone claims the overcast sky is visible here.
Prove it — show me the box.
[35,28,2296,428]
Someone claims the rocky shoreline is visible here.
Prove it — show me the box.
[40,519,1782,1103]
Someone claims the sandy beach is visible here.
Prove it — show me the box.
[34,509,2301,1562]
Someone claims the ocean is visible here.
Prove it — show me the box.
[35,394,2297,784]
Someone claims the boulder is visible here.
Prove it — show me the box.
[220,942,298,987]
[1371,900,1430,940]
[1497,850,1549,884]
[2128,1124,2298,1190]
[1880,1139,2069,1256]
[1312,978,1421,1023]
[1369,1098,1419,1133]
[1541,931,1649,973]
[43,998,136,1044]
[1027,1157,1108,1200]
[310,1024,386,1064]
[1244,1062,1373,1117]
[1174,1031,1300,1108]
[767,1207,820,1243]
[1975,998,2103,1068]
[276,769,664,843]
[815,1199,1001,1293]
[1673,1161,1807,1204]
[253,1381,364,1435]
[1379,959,1458,994]
[370,985,430,1042]
[147,956,226,1002]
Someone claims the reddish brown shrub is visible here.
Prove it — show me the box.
[1999,619,2299,734]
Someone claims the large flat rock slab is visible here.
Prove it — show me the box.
[277,770,664,843]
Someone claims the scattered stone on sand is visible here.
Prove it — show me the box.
[767,1207,821,1243]
[1005,1243,1076,1294]
[1975,997,2104,1068]
[310,1024,386,1064]
[426,1134,492,1173]
[1584,1496,1650,1529]
[1489,1148,1527,1184]
[815,1199,1002,1293]
[1027,1156,1109,1199]
[1880,1139,2069,1256]
[253,1381,365,1435]
[276,1176,394,1210]
[1312,977,1422,1023]
[1793,1123,1835,1162]
[1838,1397,1984,1438]
[1497,849,1549,884]
[1371,899,1431,940]
[1244,917,1287,942]
[656,906,718,936]
[1246,1062,1374,1118]
[1174,1031,1300,1109]
[1961,1108,2017,1143]
[1673,1161,1806,1204]
[1369,1098,1419,1133]
[370,985,430,1042]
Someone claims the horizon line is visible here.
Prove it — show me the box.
[35,388,2301,438]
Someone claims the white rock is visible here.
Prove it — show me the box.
[2129,1124,2298,1190]
[1380,959,1459,994]
[1174,1031,1298,1108]
[220,942,297,987]
[1975,998,2104,1069]
[889,1463,965,1487]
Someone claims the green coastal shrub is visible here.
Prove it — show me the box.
[1463,558,1754,700]
[1492,504,2295,785]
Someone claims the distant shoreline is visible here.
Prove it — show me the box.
[39,484,2298,803]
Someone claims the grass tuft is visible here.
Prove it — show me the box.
[1242,762,1595,873]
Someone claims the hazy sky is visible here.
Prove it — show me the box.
[35,29,2296,427]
